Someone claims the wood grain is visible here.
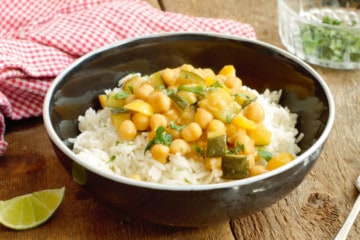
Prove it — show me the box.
[1,0,360,239]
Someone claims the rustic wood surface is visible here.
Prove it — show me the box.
[1,0,360,239]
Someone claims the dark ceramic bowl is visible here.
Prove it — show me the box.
[43,32,335,227]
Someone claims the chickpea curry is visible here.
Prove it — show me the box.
[98,64,295,179]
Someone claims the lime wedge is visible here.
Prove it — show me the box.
[0,187,65,230]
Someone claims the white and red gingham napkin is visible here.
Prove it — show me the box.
[0,0,256,156]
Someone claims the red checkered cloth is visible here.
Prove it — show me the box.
[0,0,256,156]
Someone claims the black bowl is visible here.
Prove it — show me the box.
[43,32,335,227]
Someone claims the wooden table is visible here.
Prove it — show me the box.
[1,0,360,239]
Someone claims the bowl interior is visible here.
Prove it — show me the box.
[48,33,330,169]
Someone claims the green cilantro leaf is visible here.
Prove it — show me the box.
[144,126,172,153]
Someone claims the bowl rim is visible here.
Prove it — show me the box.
[43,31,335,191]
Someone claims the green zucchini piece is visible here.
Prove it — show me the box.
[148,72,165,89]
[206,131,227,157]
[221,155,249,179]
[178,69,205,86]
[169,93,190,111]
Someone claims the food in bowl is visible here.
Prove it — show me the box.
[71,64,301,185]
[43,33,335,226]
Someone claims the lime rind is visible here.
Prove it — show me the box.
[0,187,65,230]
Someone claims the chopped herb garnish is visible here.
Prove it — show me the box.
[194,143,204,155]
[300,15,360,62]
[144,126,172,153]
[234,142,245,154]
[225,115,232,123]
[156,85,165,90]
[258,149,273,161]
[107,155,116,163]
[112,91,129,99]
[169,120,186,131]
[128,85,134,94]
[210,81,223,88]
[178,85,205,96]
[165,88,175,96]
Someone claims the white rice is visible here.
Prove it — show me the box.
[70,88,300,185]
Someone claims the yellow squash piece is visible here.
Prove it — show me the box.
[124,100,154,116]
[231,114,257,130]
[111,112,131,129]
[247,124,272,146]
[98,94,107,108]
[218,65,236,77]
[104,92,127,108]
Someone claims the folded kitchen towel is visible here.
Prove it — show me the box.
[0,0,256,156]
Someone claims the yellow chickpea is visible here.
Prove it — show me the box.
[160,68,178,86]
[224,76,242,89]
[169,139,191,155]
[181,122,203,142]
[167,128,182,140]
[132,112,150,131]
[150,144,170,164]
[204,157,222,170]
[134,83,154,101]
[164,109,180,124]
[194,108,213,130]
[150,114,168,130]
[206,119,226,133]
[245,102,265,123]
[117,120,137,141]
[249,165,269,176]
[148,91,171,113]
[234,133,255,155]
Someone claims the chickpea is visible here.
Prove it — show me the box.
[181,122,202,142]
[160,68,178,86]
[194,108,213,130]
[180,64,194,71]
[117,120,137,141]
[227,128,246,145]
[204,157,222,170]
[148,91,171,113]
[150,144,169,164]
[150,114,168,130]
[245,102,265,123]
[132,112,150,131]
[206,119,226,133]
[169,139,191,155]
[224,76,242,89]
[234,133,255,155]
[248,155,256,169]
[134,83,154,101]
[167,128,181,139]
[249,165,268,176]
[164,109,180,124]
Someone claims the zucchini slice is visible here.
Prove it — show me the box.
[169,93,190,111]
[221,155,249,179]
[206,131,227,157]
[177,69,205,86]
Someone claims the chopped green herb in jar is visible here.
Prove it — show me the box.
[300,15,360,62]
